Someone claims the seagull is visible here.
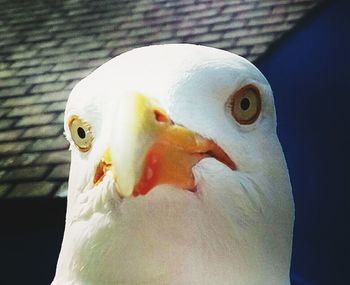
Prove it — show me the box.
[52,44,294,285]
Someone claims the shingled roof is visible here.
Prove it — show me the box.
[0,0,319,199]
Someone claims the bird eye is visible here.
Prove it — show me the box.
[68,115,93,152]
[231,85,261,125]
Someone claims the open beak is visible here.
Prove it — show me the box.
[93,93,236,198]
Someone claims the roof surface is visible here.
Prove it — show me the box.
[0,0,319,198]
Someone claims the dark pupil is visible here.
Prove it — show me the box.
[77,127,86,139]
[240,97,250,111]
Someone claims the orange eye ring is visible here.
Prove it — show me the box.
[68,115,93,152]
[231,84,261,125]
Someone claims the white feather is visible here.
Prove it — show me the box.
[53,44,294,285]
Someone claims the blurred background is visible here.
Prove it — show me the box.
[0,0,347,284]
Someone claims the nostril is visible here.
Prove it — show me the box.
[154,110,168,123]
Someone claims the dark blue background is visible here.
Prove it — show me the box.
[257,0,348,284]
[0,1,347,284]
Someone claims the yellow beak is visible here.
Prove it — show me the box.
[93,93,235,198]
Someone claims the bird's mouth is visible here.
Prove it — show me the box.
[93,94,236,198]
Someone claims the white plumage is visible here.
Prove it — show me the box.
[52,44,294,285]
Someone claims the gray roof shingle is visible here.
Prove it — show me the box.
[0,0,320,198]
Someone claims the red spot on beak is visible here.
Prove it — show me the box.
[133,150,161,197]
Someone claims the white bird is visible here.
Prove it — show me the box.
[52,44,294,285]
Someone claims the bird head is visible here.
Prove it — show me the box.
[53,44,294,285]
